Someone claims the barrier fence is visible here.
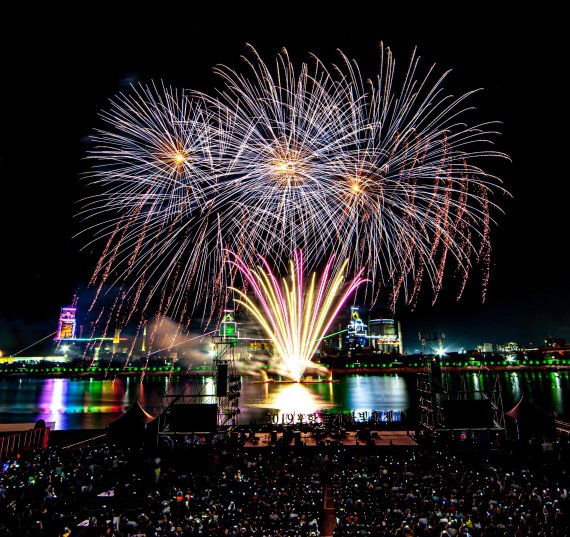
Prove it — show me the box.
[0,427,49,460]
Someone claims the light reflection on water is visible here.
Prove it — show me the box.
[0,371,568,429]
[501,371,570,416]
[551,372,564,415]
[242,382,332,412]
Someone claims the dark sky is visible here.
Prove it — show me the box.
[0,6,565,354]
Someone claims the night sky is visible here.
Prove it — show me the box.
[0,7,565,354]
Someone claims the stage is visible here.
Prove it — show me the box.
[241,429,417,448]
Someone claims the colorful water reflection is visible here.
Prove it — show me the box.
[0,371,568,429]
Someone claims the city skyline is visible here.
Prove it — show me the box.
[0,7,565,354]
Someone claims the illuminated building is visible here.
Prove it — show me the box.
[497,341,523,353]
[369,318,401,353]
[55,307,77,341]
[219,310,239,343]
[476,342,494,353]
[346,306,368,348]
[51,305,130,360]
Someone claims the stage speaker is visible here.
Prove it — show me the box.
[170,404,218,432]
[442,400,493,429]
[271,430,278,444]
[216,364,228,396]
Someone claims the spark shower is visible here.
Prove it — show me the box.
[229,251,367,381]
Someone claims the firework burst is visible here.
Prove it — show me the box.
[208,44,509,306]
[82,44,508,334]
[80,83,231,321]
[203,47,360,267]
[328,45,509,305]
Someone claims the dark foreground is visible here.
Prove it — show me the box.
[1,431,570,537]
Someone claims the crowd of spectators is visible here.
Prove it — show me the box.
[331,448,570,536]
[0,439,324,536]
[1,434,569,536]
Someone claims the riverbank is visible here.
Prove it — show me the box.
[1,363,569,379]
[331,364,570,375]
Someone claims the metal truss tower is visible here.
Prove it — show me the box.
[417,356,445,437]
[214,310,240,428]
[417,355,506,442]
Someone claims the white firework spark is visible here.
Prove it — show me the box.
[204,46,361,268]
[80,83,229,321]
[325,45,509,305]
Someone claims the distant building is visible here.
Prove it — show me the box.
[55,307,77,341]
[219,310,239,343]
[52,305,135,361]
[476,342,494,353]
[346,307,368,348]
[369,318,401,353]
[496,341,523,353]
